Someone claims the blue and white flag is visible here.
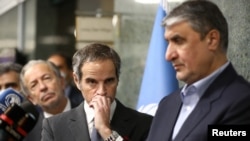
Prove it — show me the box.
[137,3,179,116]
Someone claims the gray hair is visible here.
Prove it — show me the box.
[20,60,62,96]
[163,0,228,51]
[72,43,121,81]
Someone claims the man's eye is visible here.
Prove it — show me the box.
[30,83,37,89]
[44,76,51,80]
[106,78,114,84]
[43,75,53,82]
[174,38,184,44]
[87,79,96,84]
[6,83,18,88]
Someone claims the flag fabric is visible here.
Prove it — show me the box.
[136,4,179,116]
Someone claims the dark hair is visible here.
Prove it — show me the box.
[15,48,28,66]
[163,0,228,51]
[48,52,73,70]
[72,43,121,80]
[0,62,23,75]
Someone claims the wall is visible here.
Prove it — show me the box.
[114,0,158,108]
[0,6,18,48]
[35,0,77,59]
[210,0,250,79]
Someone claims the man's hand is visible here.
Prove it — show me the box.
[89,95,113,139]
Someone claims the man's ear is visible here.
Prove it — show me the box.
[206,29,220,50]
[73,72,80,90]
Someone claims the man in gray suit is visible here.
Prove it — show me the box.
[41,43,153,141]
[20,60,79,141]
[146,1,250,141]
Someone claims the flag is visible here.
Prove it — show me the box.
[136,4,179,116]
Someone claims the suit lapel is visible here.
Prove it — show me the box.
[66,100,134,141]
[147,91,182,141]
[110,100,135,136]
[160,91,182,141]
[68,103,91,141]
[174,64,237,140]
[174,99,211,140]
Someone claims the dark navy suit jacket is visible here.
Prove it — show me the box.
[66,84,83,107]
[146,63,250,141]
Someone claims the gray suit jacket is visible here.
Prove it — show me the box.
[41,99,153,141]
[146,63,250,141]
[23,99,79,141]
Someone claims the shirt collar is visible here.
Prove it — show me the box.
[181,61,230,99]
[44,98,71,118]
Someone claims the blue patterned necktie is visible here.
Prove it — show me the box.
[91,127,102,141]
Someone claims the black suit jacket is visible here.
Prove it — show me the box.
[67,84,84,107]
[23,99,79,141]
[146,63,250,141]
[41,99,153,141]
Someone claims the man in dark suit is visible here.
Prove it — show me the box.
[146,1,250,141]
[47,52,83,106]
[41,43,153,141]
[20,60,80,141]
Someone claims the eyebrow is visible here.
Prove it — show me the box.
[4,82,18,87]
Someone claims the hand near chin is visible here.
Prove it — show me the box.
[90,95,112,134]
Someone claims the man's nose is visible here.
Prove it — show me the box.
[165,43,177,61]
[38,81,47,91]
[96,84,107,96]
